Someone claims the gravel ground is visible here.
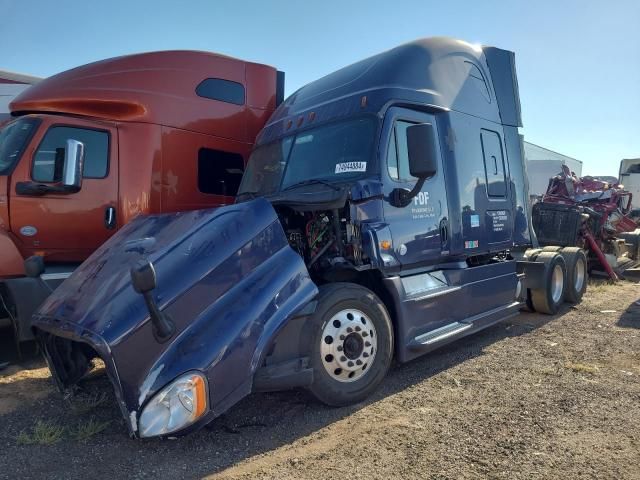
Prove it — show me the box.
[0,279,639,480]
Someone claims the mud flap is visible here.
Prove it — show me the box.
[516,260,547,290]
[2,277,51,341]
[253,357,313,392]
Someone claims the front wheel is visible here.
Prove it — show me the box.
[307,283,393,406]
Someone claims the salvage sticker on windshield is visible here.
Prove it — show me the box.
[335,162,367,174]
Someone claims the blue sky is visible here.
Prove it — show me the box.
[1,0,638,176]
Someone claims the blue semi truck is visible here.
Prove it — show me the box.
[31,38,587,438]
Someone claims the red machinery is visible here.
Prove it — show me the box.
[532,165,639,280]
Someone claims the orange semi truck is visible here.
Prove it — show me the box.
[0,50,283,342]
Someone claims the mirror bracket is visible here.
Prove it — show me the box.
[391,177,427,208]
[130,258,175,343]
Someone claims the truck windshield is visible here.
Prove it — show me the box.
[238,117,376,197]
[0,117,39,175]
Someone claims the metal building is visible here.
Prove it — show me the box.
[524,141,583,197]
[0,70,41,124]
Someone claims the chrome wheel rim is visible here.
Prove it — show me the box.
[551,264,564,303]
[320,309,377,383]
[574,258,586,292]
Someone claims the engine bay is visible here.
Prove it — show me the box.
[276,206,366,282]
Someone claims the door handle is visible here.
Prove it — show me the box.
[105,206,116,230]
[439,219,448,244]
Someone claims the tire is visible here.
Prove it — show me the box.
[559,247,588,304]
[625,232,640,260]
[541,246,563,252]
[530,252,566,315]
[307,282,393,407]
[524,248,542,261]
[524,288,535,312]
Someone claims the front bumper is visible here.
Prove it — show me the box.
[36,319,221,438]
[35,320,138,436]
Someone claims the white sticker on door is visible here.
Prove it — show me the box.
[335,162,367,174]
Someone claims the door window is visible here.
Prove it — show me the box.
[387,120,417,182]
[32,126,109,182]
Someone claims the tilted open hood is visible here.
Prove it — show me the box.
[33,198,317,435]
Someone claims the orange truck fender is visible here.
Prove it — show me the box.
[0,230,26,278]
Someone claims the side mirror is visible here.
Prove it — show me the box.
[61,139,85,192]
[407,123,437,179]
[390,123,438,207]
[130,258,175,342]
[14,139,85,197]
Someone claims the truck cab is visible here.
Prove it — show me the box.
[33,38,576,439]
[619,158,640,211]
[238,38,531,272]
[0,50,282,341]
[234,37,533,362]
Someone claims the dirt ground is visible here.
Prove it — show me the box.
[1,279,639,480]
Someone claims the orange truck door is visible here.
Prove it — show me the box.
[9,118,119,262]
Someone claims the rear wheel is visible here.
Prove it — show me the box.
[307,283,393,406]
[559,247,588,303]
[530,252,566,315]
[624,232,640,260]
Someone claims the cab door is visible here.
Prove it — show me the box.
[9,117,119,262]
[381,107,449,271]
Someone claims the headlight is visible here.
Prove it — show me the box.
[138,372,208,438]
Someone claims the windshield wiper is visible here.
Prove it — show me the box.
[282,179,341,192]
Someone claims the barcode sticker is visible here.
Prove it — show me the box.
[335,162,367,174]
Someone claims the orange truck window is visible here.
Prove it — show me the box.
[32,126,109,182]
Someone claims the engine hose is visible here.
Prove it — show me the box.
[332,209,344,256]
[308,239,336,268]
[310,228,327,250]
